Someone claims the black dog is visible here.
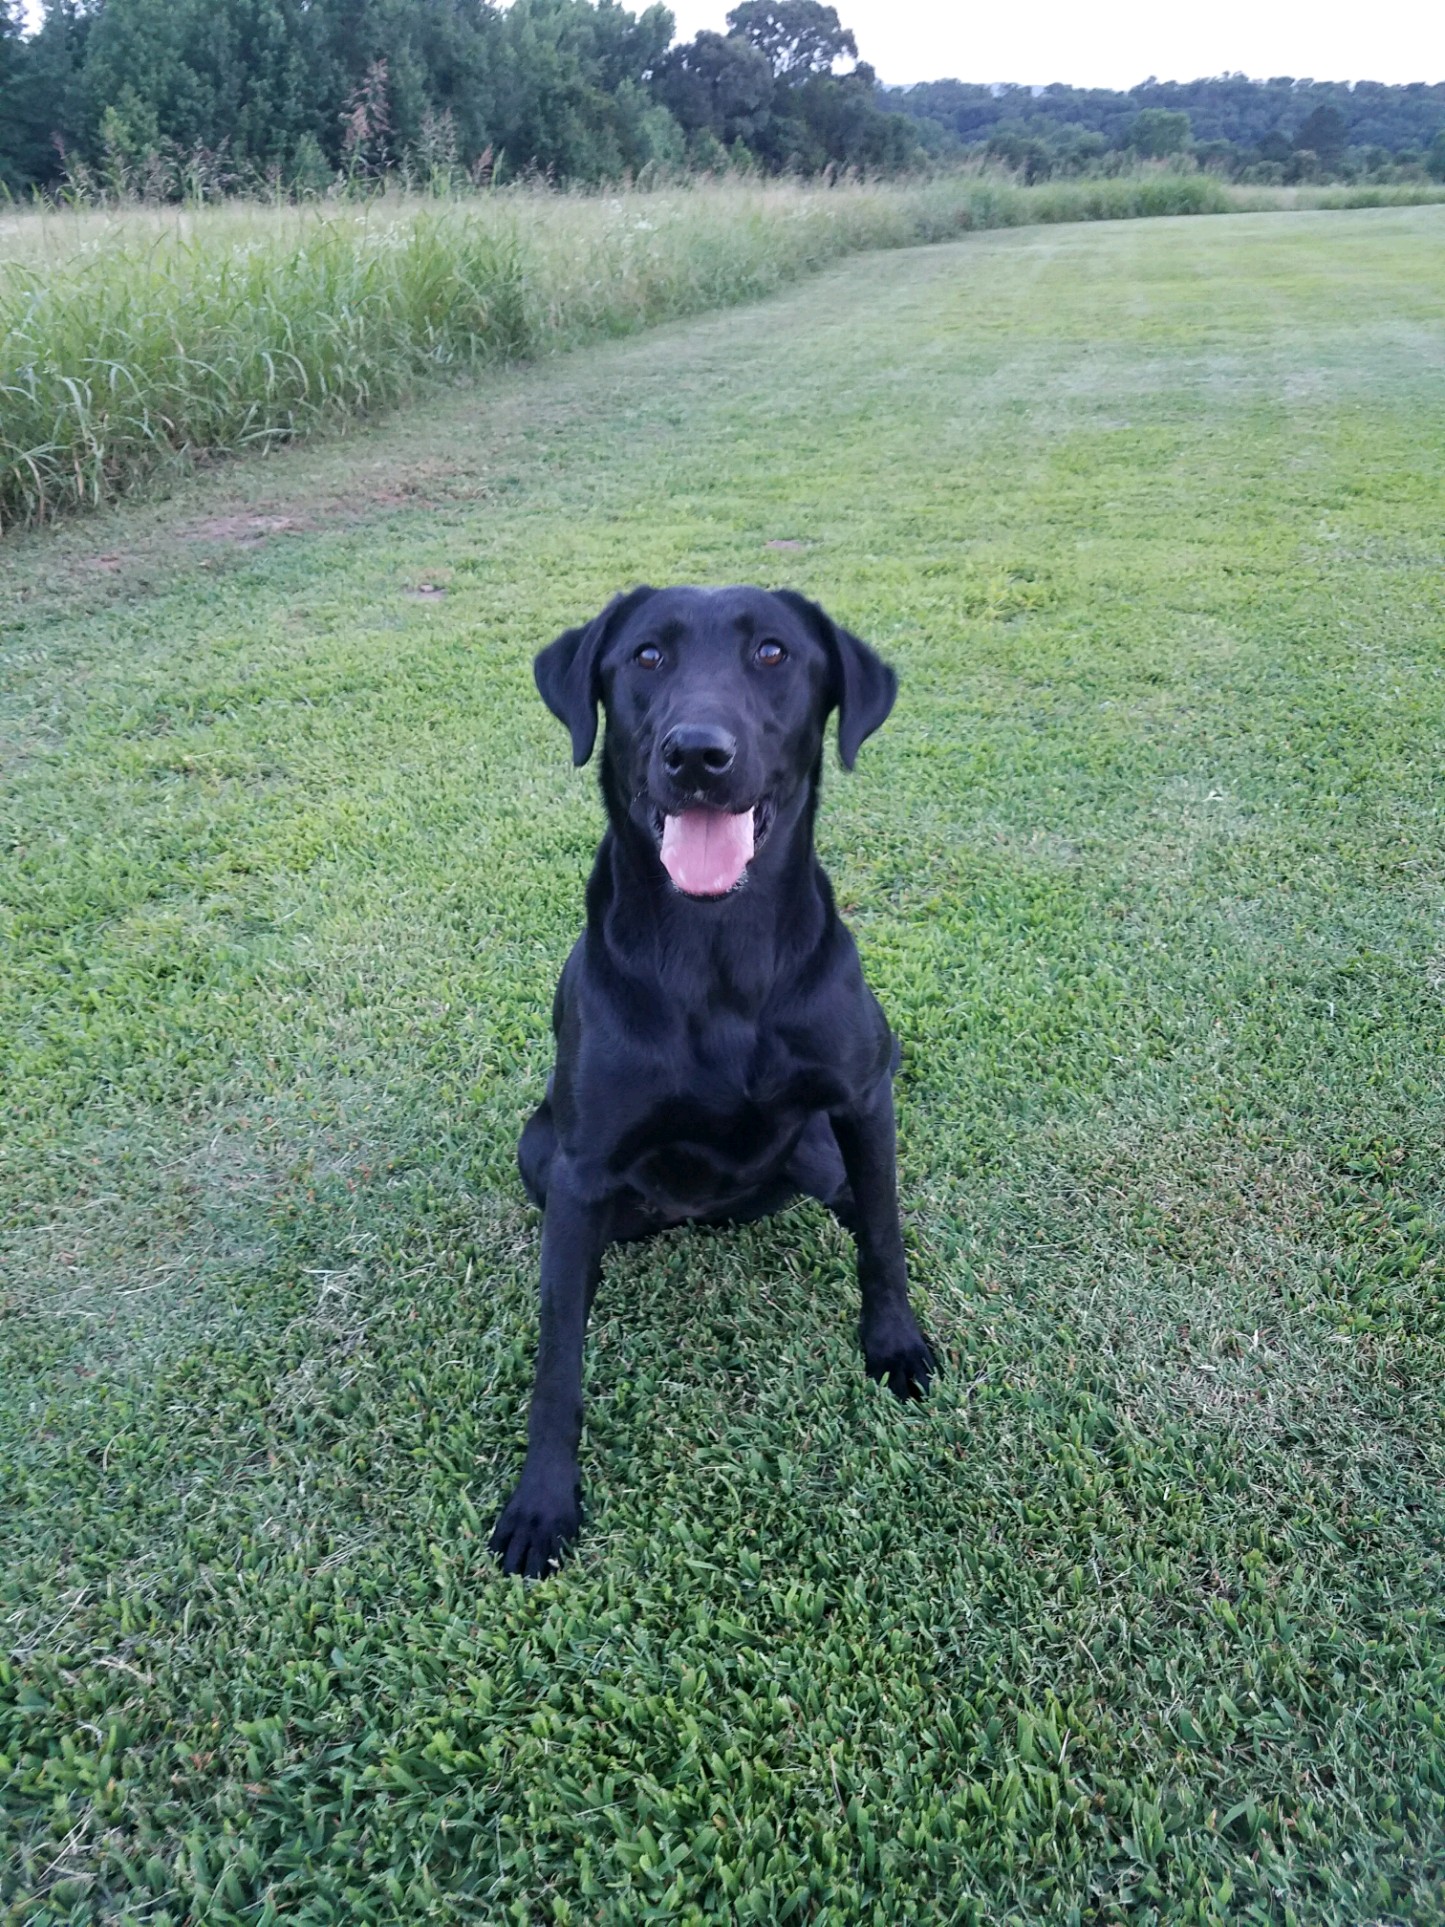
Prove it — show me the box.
[490,585,935,1576]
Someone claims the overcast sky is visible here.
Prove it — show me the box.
[665,0,1444,90]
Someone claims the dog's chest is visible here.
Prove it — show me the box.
[608,1014,838,1209]
[683,1003,840,1110]
[619,1103,801,1217]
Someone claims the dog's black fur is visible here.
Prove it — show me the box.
[490,585,935,1576]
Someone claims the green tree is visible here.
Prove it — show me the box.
[886,74,1445,169]
[1295,102,1346,163]
[710,1,916,173]
[1190,138,1235,172]
[489,0,677,180]
[725,0,854,80]
[0,0,27,191]
[315,0,507,172]
[79,0,328,179]
[786,61,918,171]
[1126,107,1190,158]
[653,29,773,150]
[986,127,1052,181]
[0,0,91,189]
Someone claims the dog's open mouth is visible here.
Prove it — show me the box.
[649,799,775,897]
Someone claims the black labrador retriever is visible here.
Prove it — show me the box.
[490,585,935,1576]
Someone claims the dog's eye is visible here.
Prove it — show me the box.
[634,644,664,670]
[756,640,787,667]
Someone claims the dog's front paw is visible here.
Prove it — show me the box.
[864,1323,936,1402]
[489,1478,581,1578]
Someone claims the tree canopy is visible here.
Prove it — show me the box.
[725,2,856,80]
[0,0,924,191]
[0,3,1440,196]
[888,74,1445,184]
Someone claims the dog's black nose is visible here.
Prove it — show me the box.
[661,724,737,788]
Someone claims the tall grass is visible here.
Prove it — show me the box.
[1228,179,1445,212]
[1,169,1436,532]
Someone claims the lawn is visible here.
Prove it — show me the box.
[2,206,1444,1924]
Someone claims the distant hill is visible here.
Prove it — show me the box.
[887,74,1445,165]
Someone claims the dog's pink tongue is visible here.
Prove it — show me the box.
[660,809,754,896]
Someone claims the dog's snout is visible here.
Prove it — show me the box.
[660,724,737,788]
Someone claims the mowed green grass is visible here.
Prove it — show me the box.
[2,206,1444,1924]
[1,173,1241,535]
[7,174,1442,536]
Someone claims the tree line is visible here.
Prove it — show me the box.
[0,0,921,196]
[889,76,1445,185]
[2,1,1443,198]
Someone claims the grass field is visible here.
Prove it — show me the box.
[7,172,1445,534]
[3,204,1444,1923]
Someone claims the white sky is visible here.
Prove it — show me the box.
[665,0,1445,89]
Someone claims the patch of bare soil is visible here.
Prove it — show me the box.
[11,443,476,618]
[180,513,312,545]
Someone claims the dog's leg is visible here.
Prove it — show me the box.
[490,1165,608,1576]
[517,1087,557,1209]
[787,1112,856,1231]
[832,1081,935,1400]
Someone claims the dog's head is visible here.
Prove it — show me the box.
[534,586,896,898]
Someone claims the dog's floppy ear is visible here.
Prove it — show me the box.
[774,591,897,770]
[534,587,656,766]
